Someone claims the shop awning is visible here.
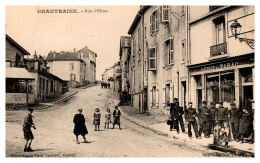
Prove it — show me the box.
[6,67,35,80]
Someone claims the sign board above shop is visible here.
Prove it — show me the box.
[189,54,254,75]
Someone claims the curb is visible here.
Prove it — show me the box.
[119,107,254,157]
[43,91,79,109]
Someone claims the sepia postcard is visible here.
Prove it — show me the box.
[5,5,255,158]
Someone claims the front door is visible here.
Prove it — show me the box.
[243,85,253,108]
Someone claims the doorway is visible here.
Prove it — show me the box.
[243,85,253,107]
[143,88,148,113]
[197,89,202,108]
[181,81,186,109]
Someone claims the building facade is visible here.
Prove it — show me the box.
[46,51,86,88]
[128,6,188,114]
[187,6,254,109]
[119,36,131,101]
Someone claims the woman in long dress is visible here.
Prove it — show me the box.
[73,108,88,144]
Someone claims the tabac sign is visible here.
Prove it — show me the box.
[200,62,239,73]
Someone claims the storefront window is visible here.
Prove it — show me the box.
[206,71,235,103]
[206,74,219,103]
[6,79,33,93]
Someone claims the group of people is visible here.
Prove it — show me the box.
[169,98,254,147]
[73,106,122,144]
[22,106,122,152]
[101,82,110,89]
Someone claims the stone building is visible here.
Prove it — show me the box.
[187,6,254,109]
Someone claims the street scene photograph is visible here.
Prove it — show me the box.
[5,5,255,158]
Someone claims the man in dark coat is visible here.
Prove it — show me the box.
[173,101,186,134]
[216,101,227,128]
[23,108,36,152]
[198,101,210,138]
[169,98,178,131]
[185,102,201,139]
[112,106,122,130]
[228,102,241,141]
[73,108,88,144]
[239,107,253,143]
[208,102,216,135]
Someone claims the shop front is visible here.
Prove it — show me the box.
[6,67,35,105]
[188,53,254,110]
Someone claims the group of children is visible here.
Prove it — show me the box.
[73,106,122,144]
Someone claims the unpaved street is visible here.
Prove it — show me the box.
[6,85,208,157]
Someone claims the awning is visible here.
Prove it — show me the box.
[6,67,35,80]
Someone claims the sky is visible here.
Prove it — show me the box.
[6,6,140,80]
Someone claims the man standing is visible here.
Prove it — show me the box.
[173,101,186,134]
[169,98,178,131]
[208,102,216,135]
[23,108,36,152]
[216,101,228,128]
[228,102,241,141]
[198,101,210,138]
[185,102,201,139]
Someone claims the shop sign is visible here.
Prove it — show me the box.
[6,93,27,104]
[201,62,239,73]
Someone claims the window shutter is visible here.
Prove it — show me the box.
[159,6,162,23]
[163,53,166,68]
[155,46,158,70]
[150,15,152,35]
[162,6,169,23]
[155,10,159,31]
[170,38,174,64]
[156,88,159,107]
[162,86,166,107]
[149,89,153,107]
[170,83,174,103]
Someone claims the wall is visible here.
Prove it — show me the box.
[6,37,26,67]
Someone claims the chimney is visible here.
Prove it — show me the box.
[74,48,76,53]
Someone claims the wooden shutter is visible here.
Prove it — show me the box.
[150,15,152,35]
[162,6,169,23]
[170,83,174,103]
[149,89,153,107]
[170,38,174,64]
[156,88,159,107]
[159,6,162,23]
[162,86,166,107]
[155,10,159,31]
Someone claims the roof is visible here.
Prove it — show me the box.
[46,52,61,61]
[6,34,30,55]
[78,46,98,58]
[128,6,150,35]
[6,67,35,80]
[52,52,86,64]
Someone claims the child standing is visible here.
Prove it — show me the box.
[93,108,101,131]
[220,122,230,147]
[104,108,111,129]
[73,108,88,144]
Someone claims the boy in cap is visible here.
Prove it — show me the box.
[112,106,122,130]
[228,102,241,141]
[173,100,186,134]
[185,102,201,139]
[198,101,210,138]
[22,108,36,152]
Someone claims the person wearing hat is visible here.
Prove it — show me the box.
[185,102,201,139]
[169,98,178,131]
[112,106,122,130]
[22,108,36,152]
[198,101,210,138]
[208,102,217,135]
[173,101,186,134]
[73,108,88,144]
[228,102,241,141]
[215,101,228,128]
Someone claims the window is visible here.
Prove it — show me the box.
[214,17,226,45]
[148,47,157,71]
[70,63,74,70]
[50,81,54,92]
[165,84,170,107]
[162,6,169,23]
[152,86,156,106]
[124,38,128,46]
[182,40,186,61]
[144,60,147,75]
[138,28,141,51]
[133,37,136,57]
[132,68,135,90]
[150,10,159,35]
[70,74,76,81]
[164,38,174,66]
